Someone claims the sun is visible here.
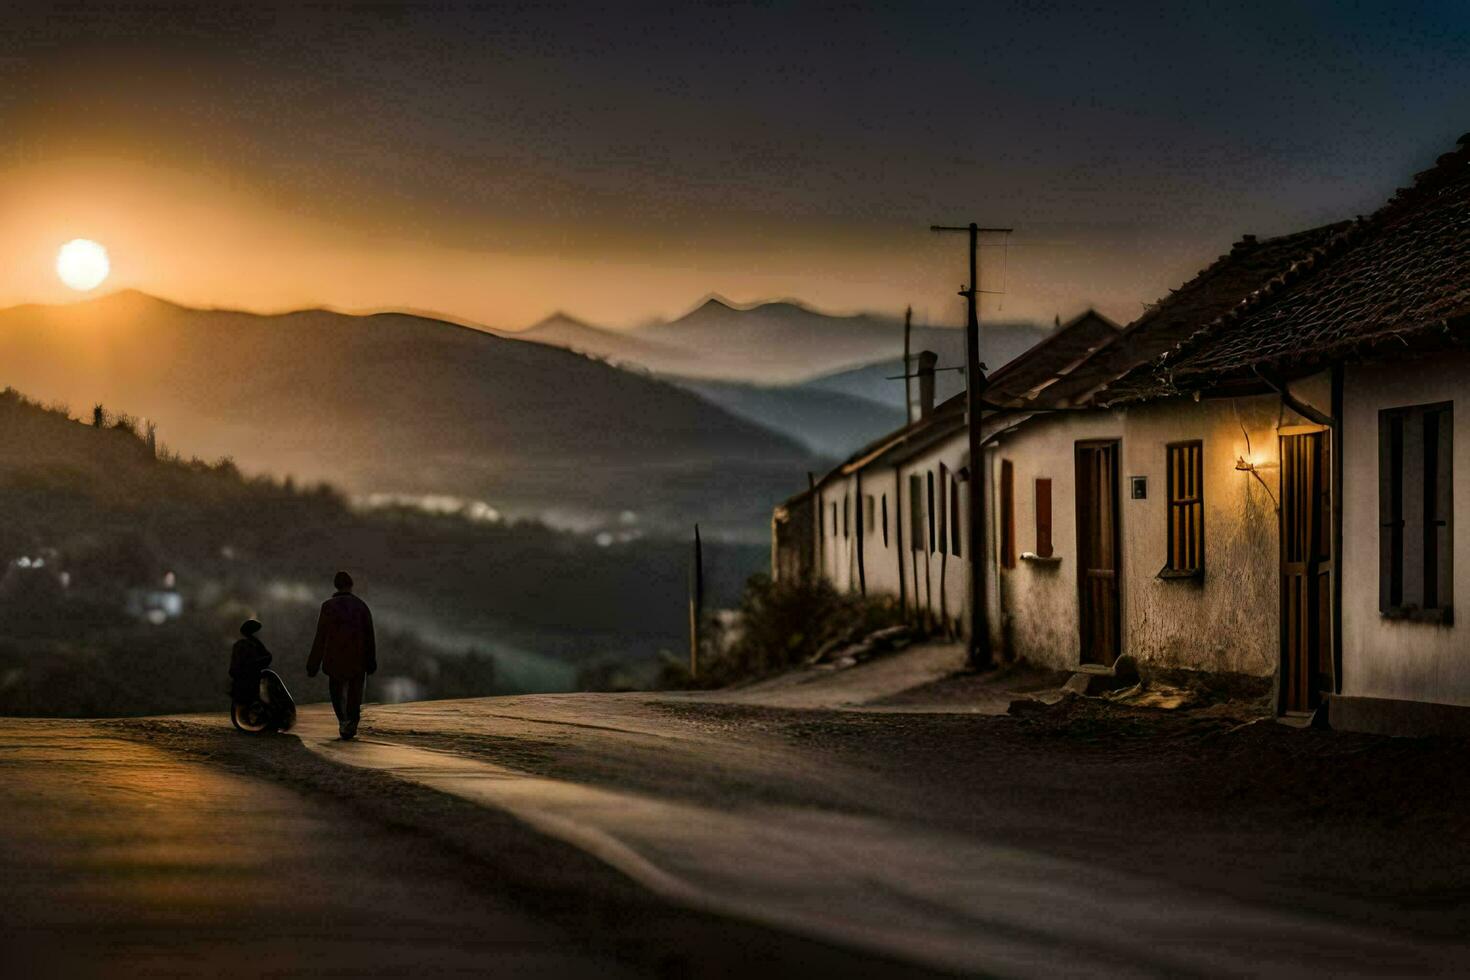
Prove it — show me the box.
[56,239,111,292]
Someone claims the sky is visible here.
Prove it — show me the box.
[1,1,1467,330]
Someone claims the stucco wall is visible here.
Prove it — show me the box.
[817,478,856,593]
[1117,396,1284,675]
[1341,355,1469,706]
[858,468,903,599]
[990,411,1123,669]
[897,438,970,636]
[991,393,1307,675]
[817,469,906,601]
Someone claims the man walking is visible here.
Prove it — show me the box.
[306,571,377,739]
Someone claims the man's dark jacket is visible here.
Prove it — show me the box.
[306,591,377,678]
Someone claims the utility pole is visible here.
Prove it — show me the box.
[902,306,914,426]
[931,222,1011,670]
[689,524,704,678]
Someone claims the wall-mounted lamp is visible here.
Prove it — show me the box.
[1235,456,1279,510]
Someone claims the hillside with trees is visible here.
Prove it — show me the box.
[0,291,817,539]
[0,388,758,716]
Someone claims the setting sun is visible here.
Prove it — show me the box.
[56,238,110,292]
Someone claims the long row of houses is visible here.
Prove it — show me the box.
[772,131,1470,735]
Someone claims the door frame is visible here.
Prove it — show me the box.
[1278,427,1333,715]
[1075,439,1123,667]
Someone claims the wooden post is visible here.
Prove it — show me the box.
[931,222,1011,670]
[903,306,914,426]
[689,524,704,678]
[855,469,866,595]
[809,471,820,579]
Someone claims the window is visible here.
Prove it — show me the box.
[1165,442,1204,574]
[1000,460,1016,568]
[1380,403,1453,621]
[843,494,850,540]
[938,464,949,554]
[864,494,876,535]
[950,476,962,556]
[1035,478,1053,558]
[881,494,890,547]
[926,471,937,553]
[909,475,924,551]
[831,502,838,537]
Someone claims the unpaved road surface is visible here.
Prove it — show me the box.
[9,650,1470,977]
[0,719,617,978]
[311,693,1470,977]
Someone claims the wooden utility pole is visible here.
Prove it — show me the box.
[689,524,704,678]
[902,306,914,426]
[931,222,1011,670]
[854,469,866,595]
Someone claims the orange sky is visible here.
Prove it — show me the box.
[3,5,1462,333]
[0,156,1168,330]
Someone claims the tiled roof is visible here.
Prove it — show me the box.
[984,310,1120,407]
[1109,132,1470,400]
[1066,222,1350,405]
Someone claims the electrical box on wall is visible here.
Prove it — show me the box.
[1130,476,1147,500]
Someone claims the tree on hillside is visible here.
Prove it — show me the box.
[92,404,105,428]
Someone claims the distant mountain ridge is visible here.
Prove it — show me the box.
[668,377,906,457]
[0,290,817,536]
[517,312,678,365]
[504,296,1052,387]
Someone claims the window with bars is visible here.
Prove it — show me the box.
[1380,403,1453,622]
[1165,441,1204,575]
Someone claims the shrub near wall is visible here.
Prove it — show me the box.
[673,575,903,688]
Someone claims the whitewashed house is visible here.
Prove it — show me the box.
[1112,132,1470,732]
[778,131,1470,732]
[982,225,1346,682]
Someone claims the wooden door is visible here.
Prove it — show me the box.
[1281,432,1333,713]
[1075,442,1121,666]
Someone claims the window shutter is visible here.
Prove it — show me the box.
[1433,407,1454,614]
[926,472,936,554]
[1000,460,1015,568]
[937,465,948,555]
[950,476,962,556]
[1036,478,1053,558]
[1403,415,1426,608]
[1379,413,1401,613]
[910,475,924,552]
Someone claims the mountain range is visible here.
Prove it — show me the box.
[514,296,1050,388]
[511,297,1050,455]
[0,291,817,537]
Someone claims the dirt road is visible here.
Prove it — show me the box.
[11,645,1470,977]
[301,693,1470,976]
[0,719,618,978]
[1,715,939,979]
